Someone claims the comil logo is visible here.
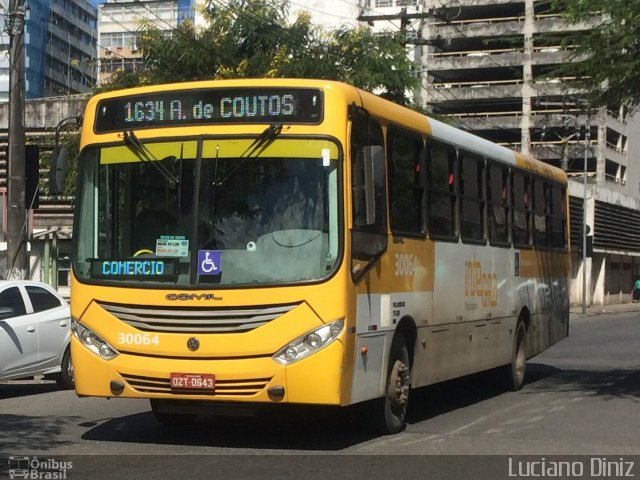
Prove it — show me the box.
[165,292,222,301]
[8,457,73,479]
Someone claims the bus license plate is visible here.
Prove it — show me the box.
[170,373,215,390]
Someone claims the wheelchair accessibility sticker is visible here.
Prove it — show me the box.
[197,250,221,275]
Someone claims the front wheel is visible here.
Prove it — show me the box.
[368,334,411,435]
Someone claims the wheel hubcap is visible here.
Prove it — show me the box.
[387,360,409,414]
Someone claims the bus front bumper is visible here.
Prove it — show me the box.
[70,336,345,406]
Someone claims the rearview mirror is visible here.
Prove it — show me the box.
[49,146,68,195]
[353,145,384,227]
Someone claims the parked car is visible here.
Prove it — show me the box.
[0,280,73,389]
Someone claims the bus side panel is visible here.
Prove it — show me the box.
[414,318,516,385]
[414,242,514,382]
[349,238,434,404]
[351,332,387,403]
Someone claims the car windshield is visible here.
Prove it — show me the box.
[73,136,342,287]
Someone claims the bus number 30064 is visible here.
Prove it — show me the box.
[394,253,416,276]
[117,332,160,346]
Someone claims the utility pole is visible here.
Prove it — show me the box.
[357,7,437,46]
[582,114,590,316]
[6,0,27,279]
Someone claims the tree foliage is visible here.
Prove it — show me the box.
[553,0,640,108]
[101,0,418,104]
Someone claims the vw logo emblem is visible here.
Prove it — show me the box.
[187,337,200,351]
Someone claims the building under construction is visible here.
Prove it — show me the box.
[293,0,640,304]
[415,0,640,306]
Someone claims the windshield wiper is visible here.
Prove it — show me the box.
[123,130,180,187]
[213,123,283,186]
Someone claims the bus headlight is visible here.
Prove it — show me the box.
[71,318,119,360]
[273,319,344,366]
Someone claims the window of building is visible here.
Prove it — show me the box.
[0,193,4,240]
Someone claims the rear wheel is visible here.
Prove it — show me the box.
[369,334,411,435]
[505,320,527,391]
[55,347,74,390]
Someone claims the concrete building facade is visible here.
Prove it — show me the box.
[97,0,197,85]
[0,0,98,100]
[417,0,640,306]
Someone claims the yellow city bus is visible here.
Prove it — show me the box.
[70,78,569,434]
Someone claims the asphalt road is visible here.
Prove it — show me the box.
[1,311,639,479]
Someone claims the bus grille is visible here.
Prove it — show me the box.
[96,301,299,333]
[120,372,272,396]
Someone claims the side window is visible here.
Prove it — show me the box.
[428,139,457,239]
[551,185,567,249]
[388,126,424,236]
[351,111,386,235]
[0,287,27,319]
[350,106,388,279]
[533,177,549,248]
[487,163,510,245]
[26,286,63,313]
[459,150,484,243]
[512,171,531,247]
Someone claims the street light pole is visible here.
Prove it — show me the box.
[6,0,27,280]
[581,116,590,316]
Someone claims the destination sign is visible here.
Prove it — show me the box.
[94,87,323,132]
[90,258,178,279]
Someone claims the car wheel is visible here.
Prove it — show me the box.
[55,346,74,389]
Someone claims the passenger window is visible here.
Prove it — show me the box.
[512,172,531,247]
[487,164,509,245]
[0,287,27,319]
[428,140,457,239]
[459,150,484,243]
[26,286,63,313]
[533,178,549,248]
[388,126,424,236]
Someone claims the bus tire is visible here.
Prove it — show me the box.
[505,320,527,391]
[370,333,411,435]
[150,399,196,428]
[55,347,74,390]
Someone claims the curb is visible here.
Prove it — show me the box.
[570,305,640,318]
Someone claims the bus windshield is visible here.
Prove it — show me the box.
[72,136,342,287]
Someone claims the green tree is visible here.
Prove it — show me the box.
[553,0,640,107]
[102,0,418,104]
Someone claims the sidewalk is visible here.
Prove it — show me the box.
[570,301,640,319]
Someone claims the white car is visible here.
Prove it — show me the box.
[0,280,73,388]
